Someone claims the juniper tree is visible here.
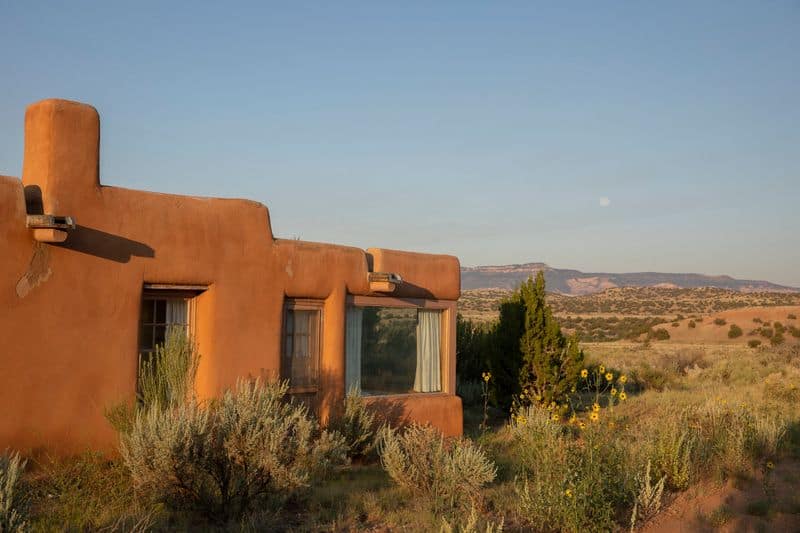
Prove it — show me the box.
[487,291,525,409]
[517,272,584,407]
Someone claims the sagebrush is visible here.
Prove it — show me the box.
[121,379,347,522]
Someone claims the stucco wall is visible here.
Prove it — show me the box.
[0,99,462,455]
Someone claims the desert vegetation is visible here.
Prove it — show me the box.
[6,282,800,531]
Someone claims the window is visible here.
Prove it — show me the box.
[346,306,442,395]
[282,300,323,392]
[138,291,194,365]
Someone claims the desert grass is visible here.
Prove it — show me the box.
[13,341,800,531]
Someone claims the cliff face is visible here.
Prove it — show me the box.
[461,263,799,295]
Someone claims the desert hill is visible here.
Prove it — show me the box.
[462,263,799,295]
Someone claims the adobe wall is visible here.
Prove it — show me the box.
[0,99,462,455]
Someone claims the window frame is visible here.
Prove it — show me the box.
[282,299,324,394]
[138,289,199,363]
[346,295,455,397]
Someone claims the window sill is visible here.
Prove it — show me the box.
[361,391,451,400]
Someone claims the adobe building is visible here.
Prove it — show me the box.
[0,99,462,455]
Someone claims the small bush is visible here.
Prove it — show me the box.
[107,328,199,435]
[760,327,774,338]
[788,313,797,320]
[0,450,27,533]
[650,328,670,341]
[511,408,630,532]
[748,339,762,348]
[688,320,696,329]
[753,317,763,324]
[671,322,679,328]
[651,422,694,490]
[771,332,785,346]
[138,327,199,410]
[790,325,800,338]
[713,318,727,326]
[121,379,347,522]
[329,388,377,461]
[378,423,495,512]
[728,324,743,339]
[629,461,665,530]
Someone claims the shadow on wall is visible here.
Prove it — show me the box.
[57,226,154,263]
[365,396,410,429]
[23,185,154,263]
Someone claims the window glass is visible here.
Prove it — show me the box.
[282,306,321,391]
[349,307,442,395]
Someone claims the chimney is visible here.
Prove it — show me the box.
[21,99,100,216]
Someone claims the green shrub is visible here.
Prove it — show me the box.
[651,421,694,491]
[329,388,377,461]
[713,318,727,326]
[788,313,797,320]
[790,325,800,338]
[378,423,496,512]
[650,328,670,341]
[138,327,199,410]
[748,339,762,348]
[753,317,763,324]
[728,324,743,339]
[510,408,630,532]
[771,332,785,346]
[0,450,27,533]
[121,379,347,522]
[760,327,774,338]
[107,328,199,434]
[688,320,696,329]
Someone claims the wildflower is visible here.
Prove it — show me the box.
[605,372,613,382]
[581,369,588,378]
[579,422,586,429]
[619,375,627,384]
[551,413,560,422]
[482,372,491,382]
[619,392,627,401]
[590,412,599,422]
[610,388,618,396]
[565,488,573,498]
[592,402,600,412]
[520,393,525,399]
[569,414,577,424]
[599,365,606,374]
[766,461,774,470]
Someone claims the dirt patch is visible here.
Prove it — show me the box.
[642,461,800,532]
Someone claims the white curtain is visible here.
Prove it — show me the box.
[345,306,363,394]
[414,310,441,392]
[166,298,188,327]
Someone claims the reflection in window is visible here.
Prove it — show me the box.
[346,306,442,395]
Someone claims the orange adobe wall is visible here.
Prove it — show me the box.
[0,99,462,455]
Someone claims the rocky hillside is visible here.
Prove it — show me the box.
[461,263,798,295]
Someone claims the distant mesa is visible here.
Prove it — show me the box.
[461,262,799,295]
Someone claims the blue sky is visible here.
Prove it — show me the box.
[2,2,798,286]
